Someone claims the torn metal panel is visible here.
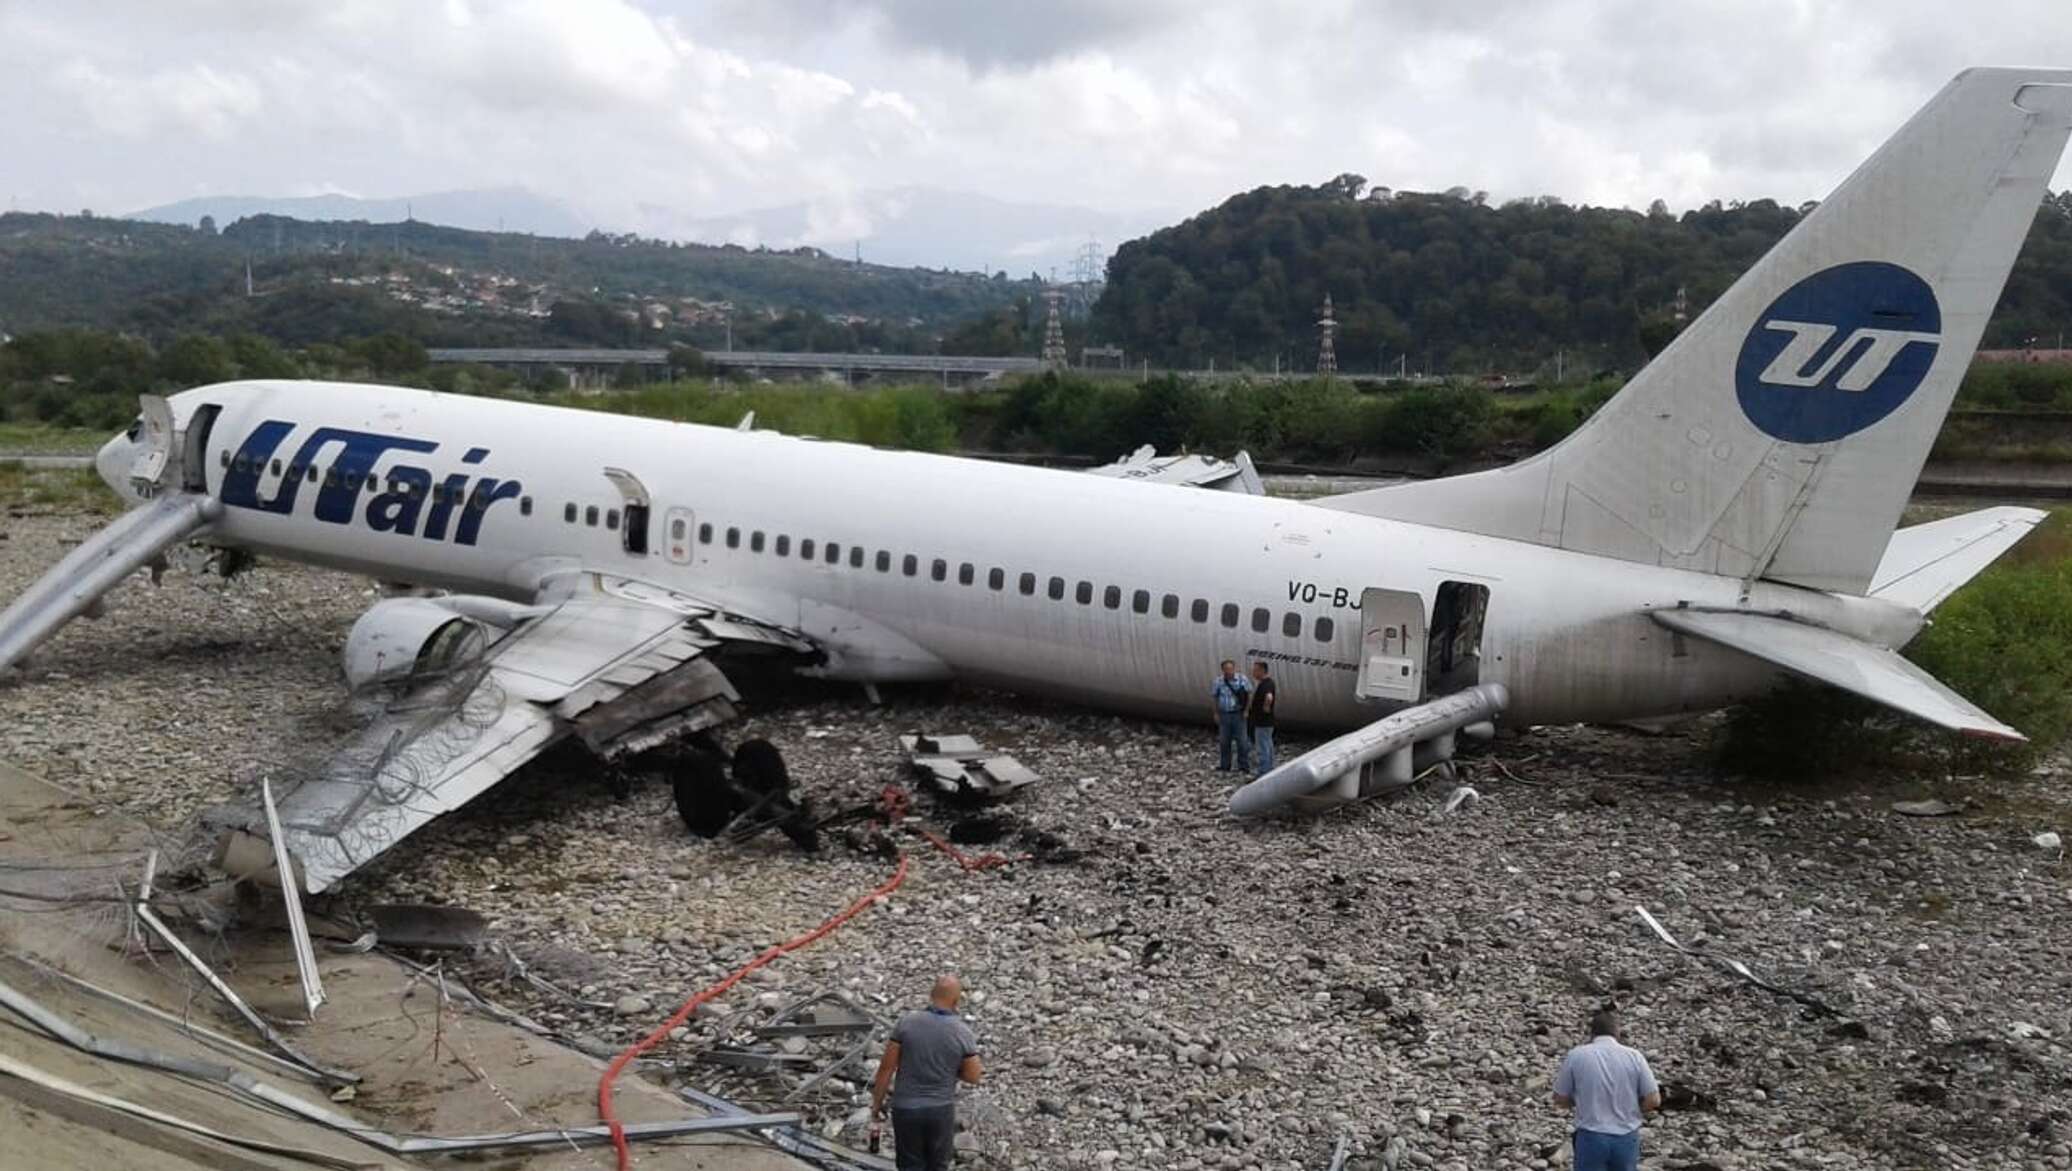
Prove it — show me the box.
[210,579,816,892]
[1085,445,1265,495]
[899,734,1041,802]
[1,969,803,1158]
[260,779,325,1020]
[571,655,739,760]
[680,1085,892,1170]
[131,853,358,1087]
[700,1048,819,1073]
[0,1050,382,1171]
[1633,905,1840,1017]
[366,904,488,951]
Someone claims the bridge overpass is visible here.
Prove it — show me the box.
[427,347,1044,384]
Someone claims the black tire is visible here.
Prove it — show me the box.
[673,749,734,838]
[730,739,790,798]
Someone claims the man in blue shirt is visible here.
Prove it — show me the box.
[1553,1009,1661,1171]
[1210,659,1252,772]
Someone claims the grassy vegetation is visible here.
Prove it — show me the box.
[1716,509,2072,777]
[0,464,121,513]
[538,373,1628,467]
[0,424,111,456]
[539,382,961,453]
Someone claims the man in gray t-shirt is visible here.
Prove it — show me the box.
[871,975,982,1171]
[1553,1009,1661,1171]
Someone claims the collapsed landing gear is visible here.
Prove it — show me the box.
[671,737,819,852]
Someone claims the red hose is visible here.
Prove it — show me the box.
[598,785,1023,1169]
[596,852,909,1169]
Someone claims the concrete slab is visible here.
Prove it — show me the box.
[0,759,812,1170]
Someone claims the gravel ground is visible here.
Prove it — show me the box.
[2,506,2070,1171]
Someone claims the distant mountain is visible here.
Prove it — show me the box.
[651,186,1171,279]
[0,210,1042,352]
[129,187,591,239]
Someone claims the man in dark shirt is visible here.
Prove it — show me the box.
[870,975,982,1170]
[1247,660,1278,776]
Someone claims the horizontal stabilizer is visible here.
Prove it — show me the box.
[1651,608,2022,741]
[1870,506,2047,613]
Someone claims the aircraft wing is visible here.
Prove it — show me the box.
[218,572,816,893]
[1650,608,2023,741]
[1869,506,2048,614]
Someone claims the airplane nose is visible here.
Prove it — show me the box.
[94,431,134,496]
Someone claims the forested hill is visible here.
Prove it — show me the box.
[1090,176,2072,373]
[0,211,1041,351]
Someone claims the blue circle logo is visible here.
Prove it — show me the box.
[1734,261,1941,444]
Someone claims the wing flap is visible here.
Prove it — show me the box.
[224,576,816,891]
[1652,608,2023,741]
[1870,506,2047,613]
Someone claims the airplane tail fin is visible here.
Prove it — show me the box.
[1323,69,2072,594]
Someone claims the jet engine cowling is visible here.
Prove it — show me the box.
[340,597,489,691]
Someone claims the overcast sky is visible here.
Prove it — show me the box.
[4,0,2070,244]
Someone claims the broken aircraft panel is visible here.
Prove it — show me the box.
[900,733,1041,802]
[208,576,817,893]
[1084,445,1265,495]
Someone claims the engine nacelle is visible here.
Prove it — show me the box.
[341,597,488,690]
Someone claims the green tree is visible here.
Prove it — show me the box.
[157,334,235,387]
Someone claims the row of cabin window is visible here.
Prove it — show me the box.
[696,521,1337,643]
[219,448,536,515]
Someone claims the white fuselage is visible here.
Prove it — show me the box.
[109,382,1925,731]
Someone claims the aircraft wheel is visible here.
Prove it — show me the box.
[673,749,734,838]
[731,739,790,798]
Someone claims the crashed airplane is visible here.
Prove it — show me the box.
[1,68,2067,889]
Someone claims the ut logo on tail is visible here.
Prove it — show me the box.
[1735,261,1942,444]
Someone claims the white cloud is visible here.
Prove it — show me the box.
[0,0,2065,249]
[53,60,262,140]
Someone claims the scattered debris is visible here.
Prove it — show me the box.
[129,851,359,1087]
[260,778,325,1020]
[1892,799,1960,817]
[1325,1127,1352,1171]
[2034,830,2063,853]
[1633,905,1840,1018]
[367,903,489,952]
[900,733,1040,803]
[1084,445,1265,495]
[684,987,892,1128]
[1660,1081,1719,1112]
[1436,785,1481,816]
[2011,1021,2054,1041]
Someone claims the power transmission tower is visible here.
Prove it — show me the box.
[1067,237,1104,317]
[1316,293,1338,376]
[1041,287,1068,368]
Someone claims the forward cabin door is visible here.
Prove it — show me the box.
[603,468,653,557]
[1355,587,1425,704]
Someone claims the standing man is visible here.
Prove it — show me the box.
[1552,1008,1661,1171]
[870,975,982,1171]
[1210,659,1251,773]
[1247,660,1277,776]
